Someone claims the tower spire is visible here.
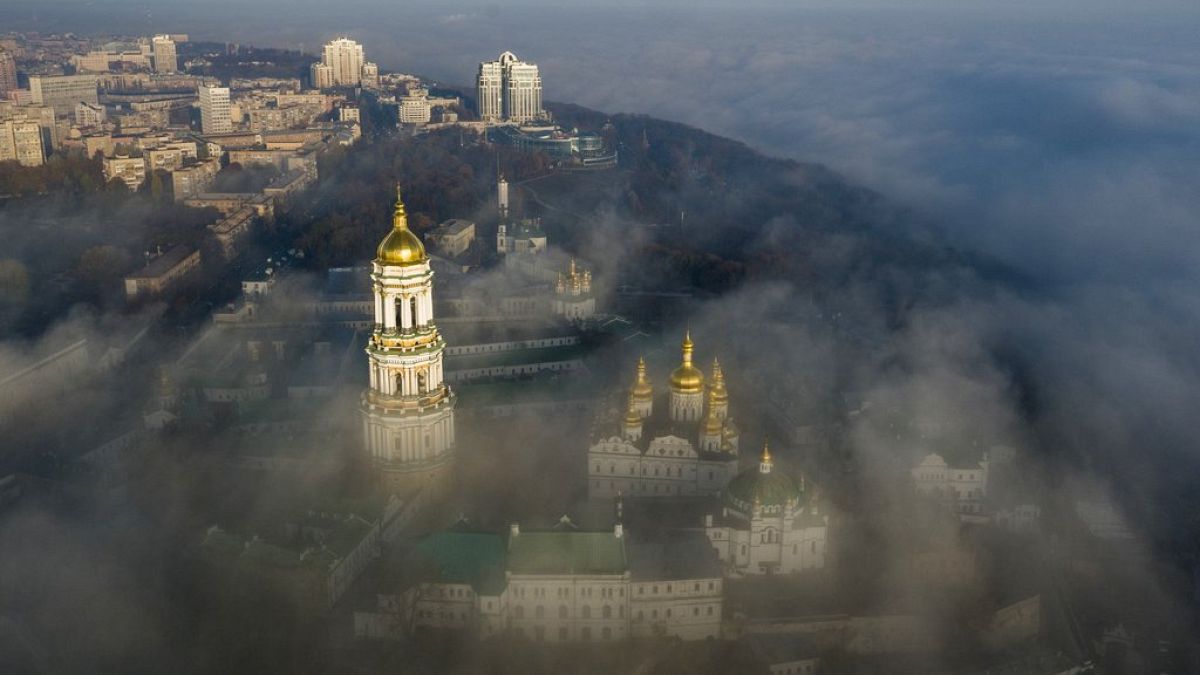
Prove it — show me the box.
[759,441,773,474]
[393,183,408,230]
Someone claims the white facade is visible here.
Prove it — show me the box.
[704,449,829,576]
[103,155,147,191]
[357,525,722,643]
[398,96,431,125]
[554,258,595,321]
[199,86,233,134]
[476,51,543,123]
[588,338,741,501]
[310,63,334,89]
[317,38,375,88]
[912,452,990,518]
[361,190,456,491]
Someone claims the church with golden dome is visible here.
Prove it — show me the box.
[361,187,457,492]
[588,333,741,500]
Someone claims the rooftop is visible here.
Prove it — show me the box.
[408,531,509,595]
[126,245,196,279]
[507,530,627,576]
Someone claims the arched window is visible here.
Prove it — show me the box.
[417,370,427,394]
[393,298,402,329]
[394,373,403,396]
[410,297,419,328]
[602,605,611,619]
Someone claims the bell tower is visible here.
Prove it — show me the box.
[361,186,456,492]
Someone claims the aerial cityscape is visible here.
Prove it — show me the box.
[0,2,1198,674]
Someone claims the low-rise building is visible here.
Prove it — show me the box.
[356,521,723,643]
[124,246,201,299]
[103,154,146,191]
[170,158,221,200]
[425,219,475,258]
[209,206,258,258]
[74,101,106,127]
[497,218,548,255]
[912,452,990,519]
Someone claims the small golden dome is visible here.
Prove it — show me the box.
[631,357,654,401]
[669,331,704,393]
[376,186,427,266]
[624,396,642,426]
[703,409,723,436]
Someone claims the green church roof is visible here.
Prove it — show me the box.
[507,531,627,576]
[724,463,803,513]
[410,532,508,596]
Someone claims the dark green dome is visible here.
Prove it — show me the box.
[723,446,803,514]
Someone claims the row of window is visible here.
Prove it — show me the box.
[515,604,624,620]
[633,605,716,622]
[635,581,717,596]
[514,625,616,641]
[511,586,623,600]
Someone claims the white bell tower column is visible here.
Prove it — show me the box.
[361,188,456,492]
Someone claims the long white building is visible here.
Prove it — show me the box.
[475,51,544,123]
[355,522,723,642]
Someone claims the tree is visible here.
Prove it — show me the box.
[76,245,132,292]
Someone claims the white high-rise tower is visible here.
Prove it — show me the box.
[475,51,543,123]
[361,187,456,491]
[198,85,232,134]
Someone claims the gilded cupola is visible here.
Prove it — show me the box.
[631,357,654,402]
[669,331,704,394]
[376,185,427,266]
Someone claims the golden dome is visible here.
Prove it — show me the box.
[624,396,642,426]
[709,358,728,404]
[631,356,654,401]
[376,186,427,266]
[669,331,704,393]
[703,409,723,436]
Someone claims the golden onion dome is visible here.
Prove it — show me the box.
[624,397,642,426]
[703,409,723,436]
[631,357,654,401]
[376,186,427,266]
[669,331,705,393]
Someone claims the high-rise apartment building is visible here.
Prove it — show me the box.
[28,75,99,117]
[0,51,18,97]
[476,51,544,123]
[198,85,233,134]
[0,119,46,167]
[310,63,333,89]
[310,38,378,89]
[151,35,178,73]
